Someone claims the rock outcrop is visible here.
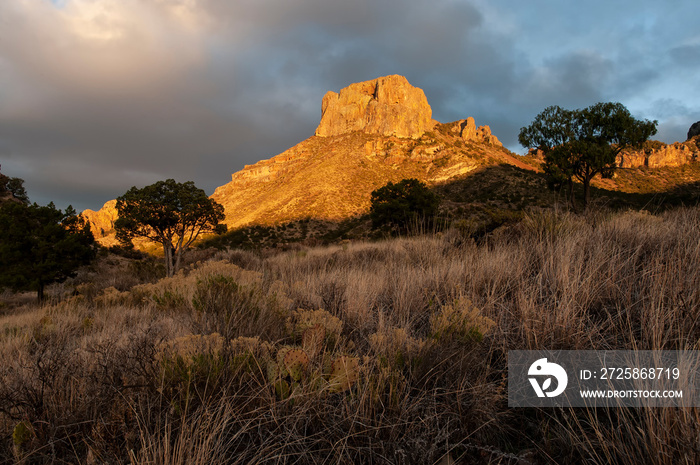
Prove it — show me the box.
[688,121,700,140]
[618,139,699,168]
[82,200,119,245]
[315,75,435,139]
[455,117,502,147]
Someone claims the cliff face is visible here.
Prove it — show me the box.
[81,200,119,247]
[618,138,699,168]
[315,75,436,139]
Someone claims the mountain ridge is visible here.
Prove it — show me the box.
[82,75,700,245]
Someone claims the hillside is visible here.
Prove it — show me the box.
[210,122,521,229]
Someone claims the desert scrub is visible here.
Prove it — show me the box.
[430,297,495,343]
[192,274,289,341]
[286,308,343,347]
[134,260,267,309]
[3,206,700,464]
[129,260,291,340]
[157,333,271,412]
[0,311,164,464]
[265,344,361,399]
[369,326,426,371]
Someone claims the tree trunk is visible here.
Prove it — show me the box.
[174,246,182,277]
[567,177,576,211]
[583,178,591,209]
[173,235,185,276]
[37,281,45,304]
[163,243,174,277]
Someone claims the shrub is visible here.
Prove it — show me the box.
[369,178,440,233]
[430,298,495,343]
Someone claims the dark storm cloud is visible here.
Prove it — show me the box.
[643,99,700,142]
[0,0,698,211]
[670,44,700,67]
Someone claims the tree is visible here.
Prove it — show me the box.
[115,179,226,277]
[519,102,657,208]
[0,165,29,204]
[369,178,439,233]
[0,202,96,302]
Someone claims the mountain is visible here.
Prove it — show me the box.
[84,75,523,241]
[82,75,700,245]
[210,75,525,230]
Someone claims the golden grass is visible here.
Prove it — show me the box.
[1,206,700,463]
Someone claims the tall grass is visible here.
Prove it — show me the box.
[1,206,699,463]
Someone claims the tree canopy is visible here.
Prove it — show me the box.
[519,102,658,208]
[0,165,29,204]
[369,178,439,233]
[0,201,96,302]
[115,179,226,277]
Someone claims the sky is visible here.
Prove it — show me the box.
[1,0,699,212]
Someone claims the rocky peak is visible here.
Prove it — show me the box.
[688,121,700,140]
[453,117,502,147]
[315,75,435,139]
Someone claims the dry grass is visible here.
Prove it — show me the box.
[1,206,700,464]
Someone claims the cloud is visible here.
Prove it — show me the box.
[0,0,247,208]
[641,99,700,143]
[670,44,700,68]
[1,0,699,210]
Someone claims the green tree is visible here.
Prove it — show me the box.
[0,202,96,302]
[369,178,439,233]
[115,179,226,277]
[519,102,657,208]
[0,165,29,204]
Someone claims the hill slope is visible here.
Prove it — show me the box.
[210,121,520,229]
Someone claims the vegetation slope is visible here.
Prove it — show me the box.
[2,206,700,464]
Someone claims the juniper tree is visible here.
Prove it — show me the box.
[0,202,96,302]
[369,178,439,233]
[115,179,226,277]
[519,102,657,208]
